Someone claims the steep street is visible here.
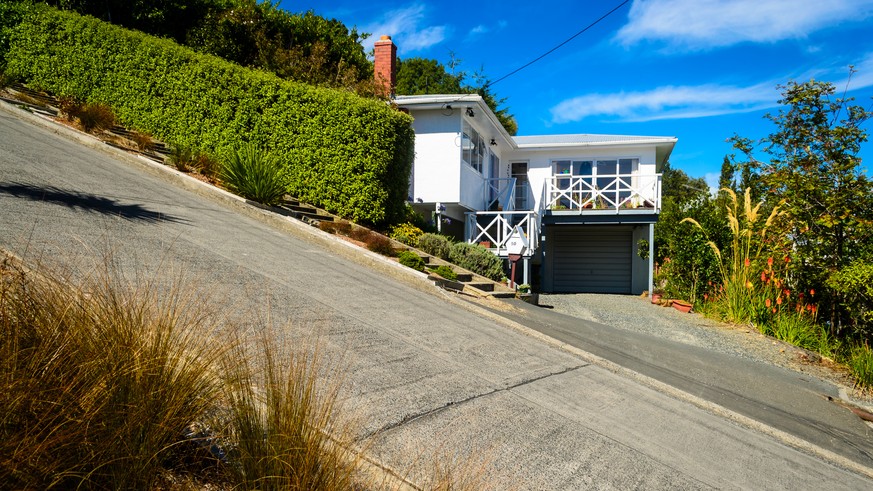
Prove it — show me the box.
[1,102,871,489]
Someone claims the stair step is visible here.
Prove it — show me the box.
[455,273,473,282]
[465,282,495,292]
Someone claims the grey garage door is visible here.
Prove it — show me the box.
[551,225,632,293]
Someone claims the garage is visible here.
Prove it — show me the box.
[545,225,634,294]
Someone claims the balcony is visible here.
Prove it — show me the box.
[542,173,661,214]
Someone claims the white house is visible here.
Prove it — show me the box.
[375,36,676,294]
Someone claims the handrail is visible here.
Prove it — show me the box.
[544,173,661,212]
[484,177,516,211]
[465,210,538,256]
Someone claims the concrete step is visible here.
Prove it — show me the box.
[455,272,473,282]
[465,282,495,292]
[10,83,58,108]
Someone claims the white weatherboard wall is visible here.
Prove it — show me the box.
[408,110,461,204]
[514,145,659,211]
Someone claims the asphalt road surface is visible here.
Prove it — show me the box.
[1,102,871,489]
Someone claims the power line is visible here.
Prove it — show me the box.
[489,0,631,88]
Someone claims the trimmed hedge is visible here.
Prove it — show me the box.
[2,3,414,225]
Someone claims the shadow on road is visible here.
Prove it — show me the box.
[0,182,186,224]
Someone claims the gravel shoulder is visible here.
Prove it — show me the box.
[539,293,868,405]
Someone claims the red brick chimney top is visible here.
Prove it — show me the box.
[374,35,397,98]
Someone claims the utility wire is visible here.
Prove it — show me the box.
[489,0,630,88]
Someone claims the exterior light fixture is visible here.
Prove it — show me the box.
[466,107,474,117]
[490,138,497,146]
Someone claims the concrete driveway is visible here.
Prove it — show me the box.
[1,101,871,489]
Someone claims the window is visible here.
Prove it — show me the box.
[462,121,485,173]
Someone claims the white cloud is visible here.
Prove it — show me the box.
[704,172,720,195]
[469,24,488,36]
[616,0,873,50]
[836,51,873,92]
[550,82,780,123]
[362,4,447,54]
[467,20,507,39]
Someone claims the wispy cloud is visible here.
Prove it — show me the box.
[362,4,448,54]
[550,82,780,123]
[466,20,507,39]
[837,51,873,92]
[616,0,873,50]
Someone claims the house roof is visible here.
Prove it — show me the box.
[513,134,678,147]
[394,94,678,163]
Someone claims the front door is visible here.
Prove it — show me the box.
[511,162,529,210]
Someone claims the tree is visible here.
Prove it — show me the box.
[43,0,229,42]
[653,162,725,301]
[717,155,735,193]
[730,78,873,335]
[42,0,372,90]
[395,56,518,135]
[395,57,463,94]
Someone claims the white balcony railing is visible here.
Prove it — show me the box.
[465,211,539,257]
[543,173,661,213]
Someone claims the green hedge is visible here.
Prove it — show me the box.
[448,242,504,282]
[2,3,414,225]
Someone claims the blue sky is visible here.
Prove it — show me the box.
[283,0,873,187]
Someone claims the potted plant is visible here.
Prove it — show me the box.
[651,288,664,304]
[516,284,538,305]
[672,299,693,313]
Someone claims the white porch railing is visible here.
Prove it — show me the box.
[484,177,516,211]
[543,173,661,212]
[465,211,539,257]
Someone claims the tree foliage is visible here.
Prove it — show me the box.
[38,0,372,91]
[395,55,518,135]
[654,162,726,301]
[730,78,873,335]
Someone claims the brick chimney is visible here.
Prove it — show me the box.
[374,35,397,98]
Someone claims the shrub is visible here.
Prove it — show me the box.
[418,233,452,260]
[130,131,153,151]
[848,343,873,389]
[433,265,457,281]
[195,152,221,179]
[221,143,286,206]
[398,250,425,272]
[3,5,413,225]
[76,102,115,133]
[389,222,424,246]
[770,313,820,352]
[449,242,504,282]
[167,142,196,172]
[348,226,372,242]
[828,259,873,338]
[318,220,338,234]
[55,98,117,133]
[365,233,395,256]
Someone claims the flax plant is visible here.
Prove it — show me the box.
[682,188,784,324]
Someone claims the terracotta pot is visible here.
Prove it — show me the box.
[672,300,692,313]
[651,293,662,304]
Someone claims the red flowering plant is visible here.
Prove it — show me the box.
[682,188,786,325]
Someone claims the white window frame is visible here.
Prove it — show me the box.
[462,121,485,174]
